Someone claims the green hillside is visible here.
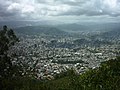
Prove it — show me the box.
[1,57,120,90]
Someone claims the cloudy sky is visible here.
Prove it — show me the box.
[0,0,120,23]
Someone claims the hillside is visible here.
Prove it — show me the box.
[101,29,120,40]
[15,26,68,36]
[1,57,120,90]
[56,23,120,33]
[91,27,120,41]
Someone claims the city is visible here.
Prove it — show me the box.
[8,31,120,80]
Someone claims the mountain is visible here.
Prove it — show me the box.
[14,26,68,36]
[55,23,120,33]
[93,27,120,41]
[102,29,120,38]
[56,23,89,32]
[0,21,65,28]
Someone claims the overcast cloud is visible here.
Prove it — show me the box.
[0,0,120,22]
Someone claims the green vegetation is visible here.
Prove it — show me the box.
[0,25,19,77]
[0,25,22,89]
[1,57,120,90]
[0,26,120,90]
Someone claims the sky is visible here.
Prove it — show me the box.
[0,0,120,23]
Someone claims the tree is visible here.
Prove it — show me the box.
[0,25,19,78]
[3,25,7,31]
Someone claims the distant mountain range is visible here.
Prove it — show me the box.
[99,28,120,40]
[56,23,120,33]
[1,21,118,41]
[1,21,120,33]
[14,26,68,36]
[0,21,65,28]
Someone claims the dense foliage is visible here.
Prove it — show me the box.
[0,25,21,89]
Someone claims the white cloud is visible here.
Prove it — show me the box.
[7,3,21,11]
[0,0,120,21]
